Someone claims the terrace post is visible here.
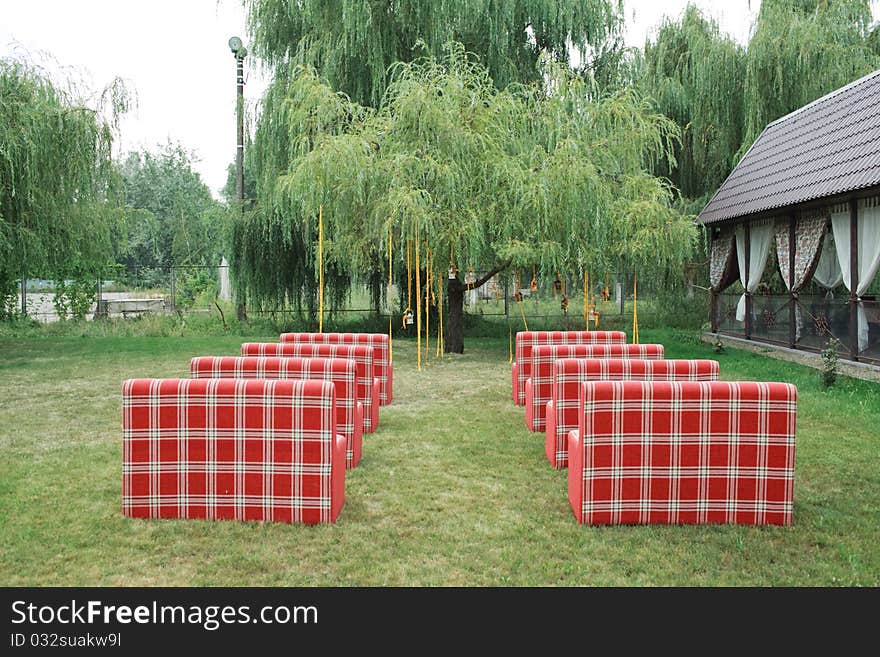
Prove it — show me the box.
[744,220,752,340]
[789,214,796,348]
[710,228,718,332]
[849,199,859,361]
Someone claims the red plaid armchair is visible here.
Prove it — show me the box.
[280,332,393,406]
[545,359,719,468]
[525,343,664,432]
[190,356,363,469]
[122,378,346,524]
[512,331,626,406]
[567,381,797,526]
[241,343,379,434]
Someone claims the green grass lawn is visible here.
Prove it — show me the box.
[0,328,877,586]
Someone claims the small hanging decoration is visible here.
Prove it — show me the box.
[449,245,457,280]
[530,265,538,292]
[553,272,562,296]
[403,309,414,328]
[561,293,569,313]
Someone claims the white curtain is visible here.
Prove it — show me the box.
[813,230,843,290]
[735,221,773,322]
[831,200,880,352]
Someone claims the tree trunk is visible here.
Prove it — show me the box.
[445,276,465,354]
[444,262,510,354]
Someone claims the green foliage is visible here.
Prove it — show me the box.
[0,56,131,311]
[741,0,880,152]
[52,275,97,321]
[116,142,227,271]
[236,47,697,328]
[821,336,841,387]
[244,0,627,107]
[640,0,880,201]
[640,4,745,199]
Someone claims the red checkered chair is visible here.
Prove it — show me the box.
[512,331,626,406]
[568,381,797,526]
[122,378,346,524]
[241,342,379,434]
[280,333,393,406]
[545,359,719,468]
[525,343,664,432]
[190,356,363,469]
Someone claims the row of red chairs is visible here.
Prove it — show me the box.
[510,331,798,526]
[122,333,391,524]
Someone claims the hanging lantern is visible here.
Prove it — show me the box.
[448,267,457,280]
[560,294,568,312]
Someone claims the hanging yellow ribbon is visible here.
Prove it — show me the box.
[633,272,639,344]
[583,270,589,329]
[415,223,421,372]
[318,204,324,333]
[508,326,513,364]
[425,247,430,363]
[436,263,444,358]
[402,239,412,330]
[388,218,393,362]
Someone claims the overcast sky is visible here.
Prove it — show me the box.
[1,0,863,200]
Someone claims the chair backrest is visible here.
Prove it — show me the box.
[513,331,626,405]
[546,358,719,467]
[280,333,391,405]
[189,356,361,468]
[571,380,797,526]
[528,343,664,431]
[240,342,376,433]
[122,378,341,524]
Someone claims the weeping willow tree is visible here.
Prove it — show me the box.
[236,45,696,351]
[244,0,626,107]
[640,0,880,202]
[640,5,745,200]
[740,0,880,152]
[0,56,131,317]
[239,0,630,320]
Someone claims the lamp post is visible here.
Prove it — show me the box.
[229,36,247,320]
[229,36,247,207]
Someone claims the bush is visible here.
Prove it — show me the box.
[821,337,841,387]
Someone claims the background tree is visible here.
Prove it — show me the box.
[639,5,745,202]
[244,0,626,107]
[237,48,696,352]
[640,0,880,204]
[0,56,130,318]
[238,0,633,325]
[740,0,880,153]
[116,141,225,272]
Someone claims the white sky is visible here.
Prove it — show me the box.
[1,1,875,200]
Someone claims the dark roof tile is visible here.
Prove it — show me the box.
[698,69,880,224]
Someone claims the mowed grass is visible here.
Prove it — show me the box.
[0,328,877,586]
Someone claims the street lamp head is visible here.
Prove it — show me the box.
[228,36,243,55]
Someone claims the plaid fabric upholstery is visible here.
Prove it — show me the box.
[241,343,379,434]
[122,378,346,525]
[567,381,797,526]
[190,356,363,469]
[513,331,626,406]
[280,333,393,405]
[545,359,719,468]
[526,344,664,432]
